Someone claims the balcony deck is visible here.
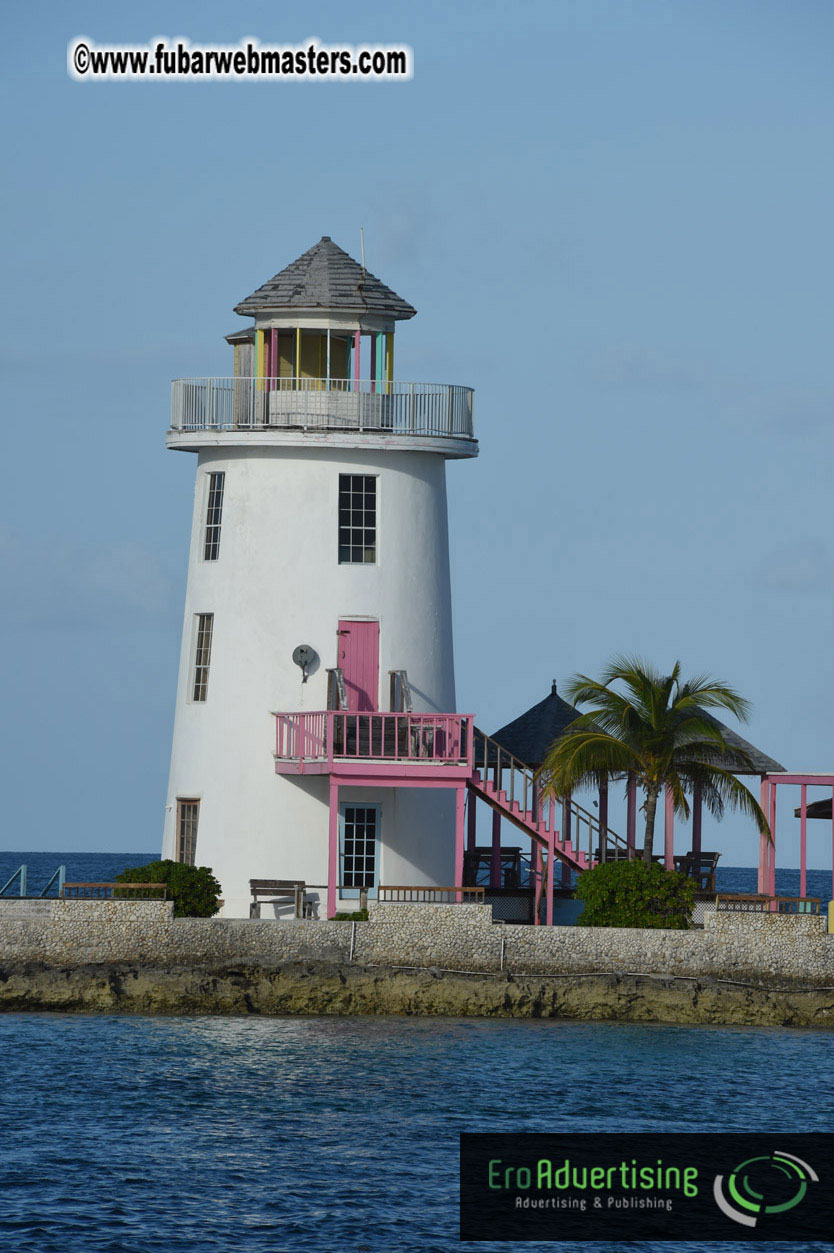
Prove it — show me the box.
[169,378,477,456]
[273,711,475,782]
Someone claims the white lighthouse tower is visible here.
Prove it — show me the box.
[162,237,478,918]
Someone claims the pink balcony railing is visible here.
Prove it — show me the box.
[273,710,474,768]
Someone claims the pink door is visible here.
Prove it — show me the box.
[338,620,379,711]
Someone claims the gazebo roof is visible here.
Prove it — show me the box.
[693,712,785,776]
[233,236,417,321]
[487,682,582,768]
[480,681,785,776]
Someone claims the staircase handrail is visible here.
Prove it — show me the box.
[568,796,632,858]
[39,865,67,898]
[473,728,630,861]
[0,865,27,897]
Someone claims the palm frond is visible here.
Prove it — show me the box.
[537,730,640,799]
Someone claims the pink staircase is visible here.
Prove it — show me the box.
[468,770,591,874]
[469,730,632,876]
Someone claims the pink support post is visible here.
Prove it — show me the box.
[490,810,502,887]
[800,784,807,899]
[769,781,777,898]
[546,830,555,927]
[627,774,637,852]
[454,785,466,901]
[327,779,339,920]
[467,791,477,855]
[758,776,768,894]
[531,840,540,926]
[664,785,674,870]
[353,330,360,388]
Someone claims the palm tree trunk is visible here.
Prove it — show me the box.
[643,784,660,863]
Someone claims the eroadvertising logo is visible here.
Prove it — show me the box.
[459,1133,834,1242]
[712,1150,818,1229]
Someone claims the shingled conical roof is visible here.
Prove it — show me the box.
[233,236,417,320]
[483,683,785,776]
[488,683,583,768]
[691,713,785,776]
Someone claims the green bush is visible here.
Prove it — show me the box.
[333,909,368,921]
[115,860,221,918]
[575,859,694,930]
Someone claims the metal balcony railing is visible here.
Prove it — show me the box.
[171,377,475,440]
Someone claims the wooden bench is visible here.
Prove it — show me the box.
[249,879,308,919]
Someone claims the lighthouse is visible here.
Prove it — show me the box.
[162,237,478,918]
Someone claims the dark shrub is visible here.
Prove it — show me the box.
[115,860,221,918]
[575,859,694,929]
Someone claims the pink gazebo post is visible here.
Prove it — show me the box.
[626,774,637,853]
[664,785,675,870]
[800,784,807,899]
[768,781,777,898]
[761,773,834,907]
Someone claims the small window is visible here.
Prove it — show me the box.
[340,804,379,895]
[177,799,199,865]
[203,472,225,561]
[192,613,213,702]
[338,474,376,564]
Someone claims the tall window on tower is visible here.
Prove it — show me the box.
[192,613,214,702]
[338,474,377,564]
[176,798,199,865]
[203,472,225,561]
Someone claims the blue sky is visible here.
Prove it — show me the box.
[2,1,833,865]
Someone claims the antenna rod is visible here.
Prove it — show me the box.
[360,227,366,275]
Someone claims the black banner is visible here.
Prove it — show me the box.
[460,1133,834,1242]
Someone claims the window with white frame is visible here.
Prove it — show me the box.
[340,805,379,893]
[177,798,199,865]
[338,474,376,564]
[203,472,225,561]
[192,613,213,702]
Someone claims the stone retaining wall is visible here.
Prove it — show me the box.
[0,899,832,988]
[0,900,352,966]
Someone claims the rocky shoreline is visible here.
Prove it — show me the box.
[1,960,833,1027]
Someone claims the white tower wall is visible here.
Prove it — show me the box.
[162,444,459,917]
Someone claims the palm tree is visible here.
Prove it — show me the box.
[536,656,770,864]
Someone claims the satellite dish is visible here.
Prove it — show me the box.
[292,644,317,683]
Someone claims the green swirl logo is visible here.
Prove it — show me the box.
[713,1151,818,1228]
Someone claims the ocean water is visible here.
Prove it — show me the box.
[0,1014,832,1252]
[1,851,831,905]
